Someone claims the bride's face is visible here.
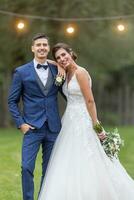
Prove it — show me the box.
[55,48,73,70]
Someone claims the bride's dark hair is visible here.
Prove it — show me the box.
[52,43,77,61]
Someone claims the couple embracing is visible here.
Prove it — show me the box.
[8,33,134,200]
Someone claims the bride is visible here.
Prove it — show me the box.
[38,43,134,200]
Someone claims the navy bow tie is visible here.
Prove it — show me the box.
[37,64,48,70]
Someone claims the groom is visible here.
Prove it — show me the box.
[8,33,65,200]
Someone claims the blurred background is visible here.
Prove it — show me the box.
[1,0,134,126]
[0,0,134,199]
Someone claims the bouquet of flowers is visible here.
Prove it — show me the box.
[93,122,124,159]
[55,75,64,86]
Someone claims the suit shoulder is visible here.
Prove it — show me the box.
[48,62,58,72]
[48,62,57,68]
[15,61,33,73]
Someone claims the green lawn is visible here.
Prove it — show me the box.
[0,127,134,200]
[0,128,41,200]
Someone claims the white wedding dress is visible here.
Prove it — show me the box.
[38,73,134,200]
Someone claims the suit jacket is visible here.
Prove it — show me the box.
[8,60,63,132]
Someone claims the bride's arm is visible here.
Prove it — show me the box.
[47,59,56,65]
[47,59,66,79]
[76,68,106,140]
[76,68,98,125]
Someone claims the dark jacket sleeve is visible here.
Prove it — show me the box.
[8,70,25,128]
[58,81,67,101]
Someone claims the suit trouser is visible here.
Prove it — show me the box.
[21,122,58,200]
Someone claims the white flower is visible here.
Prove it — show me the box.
[100,128,124,160]
[56,76,62,83]
[55,75,64,86]
[93,124,124,160]
[113,138,118,144]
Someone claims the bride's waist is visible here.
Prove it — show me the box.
[65,103,92,122]
[67,101,86,107]
[66,102,88,112]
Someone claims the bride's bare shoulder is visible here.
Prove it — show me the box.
[76,66,91,80]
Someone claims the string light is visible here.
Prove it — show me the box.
[15,19,28,33]
[66,26,75,34]
[0,9,131,35]
[17,21,25,30]
[117,24,125,31]
[0,9,134,22]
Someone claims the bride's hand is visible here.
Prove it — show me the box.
[98,131,106,141]
[47,59,66,79]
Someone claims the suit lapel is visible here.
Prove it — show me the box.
[46,63,57,95]
[41,68,53,96]
[48,62,57,78]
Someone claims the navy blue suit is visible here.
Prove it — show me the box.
[8,61,64,200]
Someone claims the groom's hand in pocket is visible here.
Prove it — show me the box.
[20,123,35,134]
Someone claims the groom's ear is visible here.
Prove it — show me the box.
[48,45,50,53]
[31,46,34,53]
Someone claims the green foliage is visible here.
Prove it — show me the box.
[93,121,103,133]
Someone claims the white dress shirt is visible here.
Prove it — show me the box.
[34,59,49,87]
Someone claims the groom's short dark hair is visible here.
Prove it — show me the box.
[32,33,49,44]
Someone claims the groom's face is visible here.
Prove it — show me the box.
[31,38,50,60]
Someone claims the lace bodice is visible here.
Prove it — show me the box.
[63,73,91,105]
[62,73,92,123]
